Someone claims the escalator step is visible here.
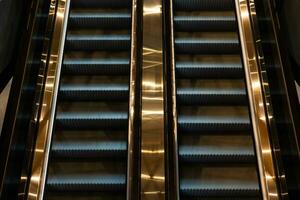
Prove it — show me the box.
[173,0,234,11]
[56,112,128,130]
[180,182,260,197]
[66,35,130,51]
[174,16,236,32]
[69,12,131,29]
[59,84,128,101]
[175,38,239,54]
[63,58,130,75]
[179,146,255,163]
[177,88,247,105]
[47,174,126,192]
[51,141,127,158]
[176,62,243,79]
[178,115,251,132]
[71,0,131,9]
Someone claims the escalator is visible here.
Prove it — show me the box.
[44,0,132,199]
[171,0,262,199]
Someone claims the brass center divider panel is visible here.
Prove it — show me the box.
[140,0,165,199]
[235,0,279,199]
[26,0,70,199]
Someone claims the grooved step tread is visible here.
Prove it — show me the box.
[69,12,131,29]
[63,58,129,75]
[179,146,255,163]
[177,88,247,105]
[174,15,236,31]
[59,84,128,101]
[51,141,127,158]
[47,174,126,192]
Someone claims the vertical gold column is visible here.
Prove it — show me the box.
[140,0,165,199]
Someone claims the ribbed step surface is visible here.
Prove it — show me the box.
[71,0,131,9]
[56,112,128,130]
[45,1,131,198]
[51,141,127,158]
[174,16,236,32]
[173,0,261,199]
[173,0,234,11]
[47,175,126,192]
[176,62,243,79]
[180,183,260,197]
[175,38,239,54]
[177,88,247,105]
[178,115,251,132]
[63,58,130,75]
[59,84,128,101]
[179,146,255,163]
[66,35,130,51]
[69,12,131,29]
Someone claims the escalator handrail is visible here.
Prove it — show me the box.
[235,0,279,199]
[26,0,70,199]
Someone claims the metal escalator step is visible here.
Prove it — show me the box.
[179,146,255,163]
[178,115,251,132]
[63,58,129,75]
[180,182,260,197]
[59,84,128,101]
[66,35,130,51]
[56,112,128,130]
[176,62,243,78]
[69,12,131,29]
[71,0,131,9]
[174,16,236,32]
[176,61,243,79]
[175,38,239,54]
[51,141,127,158]
[173,0,234,11]
[177,88,247,105]
[47,174,126,192]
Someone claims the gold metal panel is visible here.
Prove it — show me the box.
[235,0,279,199]
[26,0,70,199]
[141,0,165,199]
[127,0,138,199]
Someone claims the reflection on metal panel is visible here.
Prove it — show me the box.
[0,78,12,135]
[141,0,165,199]
[26,0,70,199]
[235,0,279,199]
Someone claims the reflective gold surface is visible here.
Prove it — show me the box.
[141,0,165,199]
[26,0,70,199]
[235,0,279,199]
[169,0,180,199]
[127,0,138,199]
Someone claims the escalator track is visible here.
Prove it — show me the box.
[171,0,262,199]
[44,0,132,199]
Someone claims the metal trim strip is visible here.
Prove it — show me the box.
[168,0,180,199]
[127,0,138,199]
[235,0,279,199]
[140,0,165,199]
[26,0,70,199]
